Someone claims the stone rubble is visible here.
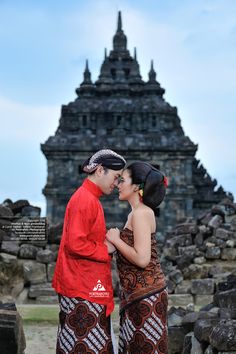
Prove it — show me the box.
[163,198,236,353]
[0,199,58,304]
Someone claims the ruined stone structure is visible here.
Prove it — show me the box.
[41,12,229,231]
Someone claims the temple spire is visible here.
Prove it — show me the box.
[134,47,137,60]
[85,59,89,71]
[83,59,92,84]
[148,60,157,82]
[113,11,127,52]
[144,59,165,96]
[118,10,122,31]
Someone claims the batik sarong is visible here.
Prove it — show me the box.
[56,295,115,354]
[118,288,168,354]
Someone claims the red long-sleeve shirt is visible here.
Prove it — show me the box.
[52,178,114,315]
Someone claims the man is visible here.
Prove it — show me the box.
[53,149,126,354]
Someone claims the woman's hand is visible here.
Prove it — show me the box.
[106,228,120,246]
[104,239,116,254]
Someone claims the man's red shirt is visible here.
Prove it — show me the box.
[52,178,114,315]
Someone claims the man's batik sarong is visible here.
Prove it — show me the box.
[118,289,168,354]
[56,295,115,354]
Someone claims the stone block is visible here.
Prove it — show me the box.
[21,205,41,217]
[1,241,20,256]
[199,213,213,226]
[178,245,197,257]
[168,294,194,308]
[18,244,40,259]
[175,280,192,294]
[209,320,236,351]
[194,256,206,265]
[10,200,30,214]
[191,279,215,295]
[168,326,190,354]
[28,282,57,298]
[182,312,199,332]
[221,248,236,260]
[215,228,231,240]
[23,260,47,284]
[195,295,214,307]
[36,249,54,263]
[47,244,59,260]
[217,275,236,291]
[226,240,235,247]
[182,332,203,354]
[194,232,204,247]
[0,252,17,265]
[208,215,223,229]
[219,308,232,320]
[0,305,26,354]
[175,223,198,235]
[168,307,186,327]
[183,264,208,280]
[0,258,24,293]
[205,246,221,259]
[169,269,183,285]
[11,281,24,298]
[214,289,236,311]
[0,205,14,218]
[194,318,219,342]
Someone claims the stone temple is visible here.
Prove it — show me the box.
[41,12,229,232]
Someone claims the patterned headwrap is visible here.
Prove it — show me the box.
[81,149,126,173]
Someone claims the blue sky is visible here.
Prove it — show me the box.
[0,0,235,215]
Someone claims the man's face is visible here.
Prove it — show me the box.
[98,168,123,195]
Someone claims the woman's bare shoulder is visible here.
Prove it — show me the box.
[133,204,154,217]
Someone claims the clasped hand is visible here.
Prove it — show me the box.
[106,227,120,245]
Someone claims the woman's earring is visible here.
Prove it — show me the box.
[138,183,144,201]
[139,189,143,197]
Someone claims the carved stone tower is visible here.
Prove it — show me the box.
[41,12,228,232]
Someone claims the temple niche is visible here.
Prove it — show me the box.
[41,12,230,232]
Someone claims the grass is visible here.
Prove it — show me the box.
[17,305,59,325]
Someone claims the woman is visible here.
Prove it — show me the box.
[106,162,168,354]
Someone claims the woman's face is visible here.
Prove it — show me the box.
[118,169,136,200]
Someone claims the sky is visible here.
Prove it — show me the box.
[0,0,235,216]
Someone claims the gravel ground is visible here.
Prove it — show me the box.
[24,323,58,354]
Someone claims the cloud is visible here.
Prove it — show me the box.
[0,96,60,143]
[0,96,60,211]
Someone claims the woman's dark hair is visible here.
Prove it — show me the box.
[126,162,167,215]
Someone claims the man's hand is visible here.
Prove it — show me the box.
[104,239,116,254]
[106,228,120,246]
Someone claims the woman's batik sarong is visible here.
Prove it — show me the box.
[56,295,115,354]
[118,289,168,354]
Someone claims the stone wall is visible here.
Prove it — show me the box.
[163,198,236,353]
[0,199,58,303]
[161,198,236,309]
[168,275,236,353]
